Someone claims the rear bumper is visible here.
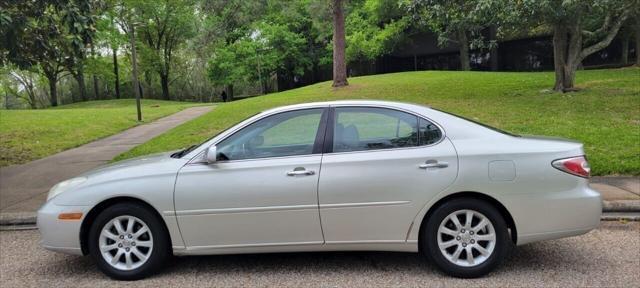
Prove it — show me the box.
[37,201,91,256]
[506,184,602,245]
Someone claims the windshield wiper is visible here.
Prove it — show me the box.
[171,145,197,158]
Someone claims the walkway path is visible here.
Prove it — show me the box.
[0,106,213,217]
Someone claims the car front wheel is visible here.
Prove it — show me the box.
[422,198,511,278]
[88,202,170,280]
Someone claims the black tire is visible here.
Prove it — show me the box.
[421,198,511,278]
[88,202,170,280]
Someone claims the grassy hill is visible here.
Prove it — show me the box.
[115,68,640,175]
[0,99,202,166]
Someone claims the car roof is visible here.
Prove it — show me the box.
[261,100,431,114]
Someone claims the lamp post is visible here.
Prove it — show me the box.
[129,19,142,122]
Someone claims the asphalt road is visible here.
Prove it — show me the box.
[1,222,639,287]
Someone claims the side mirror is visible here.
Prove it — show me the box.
[204,145,217,164]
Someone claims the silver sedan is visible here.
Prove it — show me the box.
[37,100,601,280]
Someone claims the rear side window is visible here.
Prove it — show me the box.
[332,107,442,153]
[419,118,442,145]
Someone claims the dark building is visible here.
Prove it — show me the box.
[277,31,637,92]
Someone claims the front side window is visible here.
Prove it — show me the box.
[216,109,323,161]
[332,107,419,153]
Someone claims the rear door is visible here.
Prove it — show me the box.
[318,106,458,243]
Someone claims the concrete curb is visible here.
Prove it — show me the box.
[601,212,640,221]
[602,200,640,212]
[1,201,639,227]
[0,212,36,226]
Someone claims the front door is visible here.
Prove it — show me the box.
[318,106,458,243]
[175,108,327,249]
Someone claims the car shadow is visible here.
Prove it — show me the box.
[44,237,608,281]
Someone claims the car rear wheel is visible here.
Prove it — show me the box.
[422,198,510,278]
[88,202,170,280]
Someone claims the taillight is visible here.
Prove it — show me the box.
[552,156,590,178]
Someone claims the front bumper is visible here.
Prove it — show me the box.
[37,201,91,255]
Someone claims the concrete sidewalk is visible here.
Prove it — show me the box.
[591,176,640,212]
[0,106,213,221]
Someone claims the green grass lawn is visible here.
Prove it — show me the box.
[119,68,638,175]
[0,99,202,167]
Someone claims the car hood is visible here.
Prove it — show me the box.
[51,150,191,206]
[80,151,173,175]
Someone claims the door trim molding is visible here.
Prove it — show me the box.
[319,201,410,209]
[166,200,411,216]
[167,204,319,216]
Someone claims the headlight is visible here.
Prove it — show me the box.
[47,177,87,201]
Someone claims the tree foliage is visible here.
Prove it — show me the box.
[409,0,507,70]
[2,0,636,109]
[346,0,411,62]
[135,0,196,100]
[206,0,329,93]
[509,0,636,91]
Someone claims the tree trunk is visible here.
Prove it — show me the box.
[226,84,234,101]
[130,24,142,121]
[621,33,630,65]
[553,23,583,92]
[636,26,640,66]
[489,25,499,71]
[458,30,471,71]
[139,83,144,99]
[23,82,37,109]
[48,76,58,107]
[113,46,120,99]
[91,44,100,100]
[331,0,348,87]
[92,74,99,100]
[72,52,88,102]
[74,72,87,102]
[553,25,571,91]
[160,72,170,100]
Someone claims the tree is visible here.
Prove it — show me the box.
[636,18,640,66]
[332,0,349,87]
[201,0,267,99]
[205,0,332,94]
[513,0,634,92]
[631,5,640,66]
[345,0,412,63]
[61,0,98,101]
[1,1,69,107]
[6,69,40,109]
[96,8,127,99]
[130,23,142,121]
[135,0,195,100]
[409,0,503,71]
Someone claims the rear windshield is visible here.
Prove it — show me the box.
[433,108,520,137]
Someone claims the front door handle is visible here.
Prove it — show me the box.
[286,167,315,176]
[419,160,448,169]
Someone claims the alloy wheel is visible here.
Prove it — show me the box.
[98,215,154,271]
[437,209,496,267]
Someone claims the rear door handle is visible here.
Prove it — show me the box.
[419,161,448,169]
[286,167,315,176]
